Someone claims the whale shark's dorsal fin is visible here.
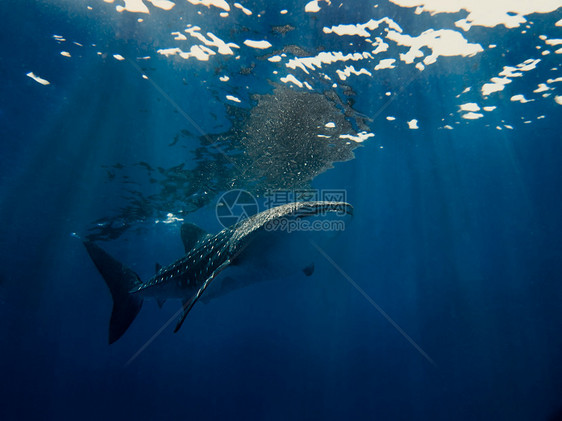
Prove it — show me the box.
[180,223,208,254]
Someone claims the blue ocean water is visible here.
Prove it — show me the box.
[1,1,562,420]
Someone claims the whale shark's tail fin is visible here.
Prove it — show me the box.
[83,241,143,344]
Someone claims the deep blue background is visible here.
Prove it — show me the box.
[1,1,562,420]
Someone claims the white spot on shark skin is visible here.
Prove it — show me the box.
[386,116,396,121]
[60,51,71,57]
[219,75,230,82]
[280,9,288,14]
[243,40,272,49]
[554,95,562,105]
[113,54,125,61]
[26,72,50,85]
[511,94,534,103]
[226,95,241,103]
[407,119,419,129]
[483,106,496,112]
[268,55,282,62]
[325,122,336,128]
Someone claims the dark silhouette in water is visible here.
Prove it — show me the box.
[86,86,367,242]
[85,201,352,343]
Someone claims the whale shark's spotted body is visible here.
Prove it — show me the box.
[84,201,352,343]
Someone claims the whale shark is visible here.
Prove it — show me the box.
[84,201,353,343]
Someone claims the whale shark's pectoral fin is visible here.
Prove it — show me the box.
[174,295,199,333]
[173,260,231,333]
[173,276,215,333]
